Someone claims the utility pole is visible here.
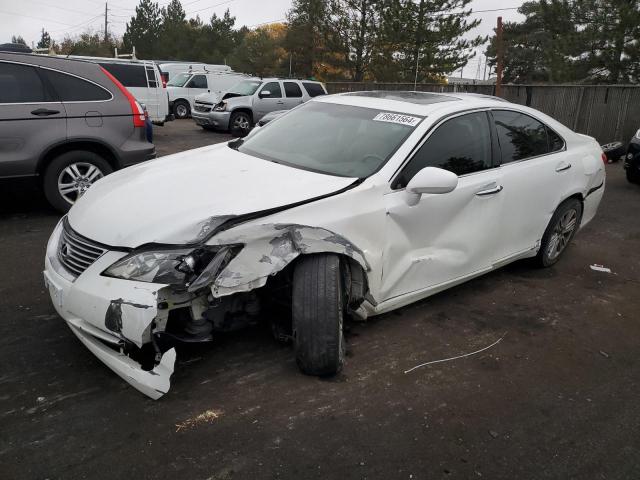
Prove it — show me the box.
[104,2,108,43]
[495,16,504,97]
[413,53,420,90]
[483,54,487,81]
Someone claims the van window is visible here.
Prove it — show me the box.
[44,69,111,102]
[167,73,190,87]
[99,63,147,88]
[283,82,303,98]
[145,66,157,88]
[186,75,207,89]
[0,62,48,103]
[302,82,326,97]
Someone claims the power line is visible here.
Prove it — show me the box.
[22,0,98,17]
[185,0,235,16]
[0,8,78,26]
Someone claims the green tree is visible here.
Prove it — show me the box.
[37,29,52,49]
[232,24,288,77]
[58,31,118,57]
[159,0,189,59]
[285,0,332,78]
[123,0,162,58]
[11,35,27,45]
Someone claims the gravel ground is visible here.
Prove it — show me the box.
[1,120,639,480]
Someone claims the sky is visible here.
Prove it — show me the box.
[0,0,525,79]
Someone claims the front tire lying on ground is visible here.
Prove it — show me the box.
[43,150,113,213]
[536,198,583,267]
[292,254,346,376]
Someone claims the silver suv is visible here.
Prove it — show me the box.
[191,78,327,136]
[0,52,155,212]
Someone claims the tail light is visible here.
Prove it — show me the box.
[161,72,168,88]
[601,152,608,164]
[100,66,146,128]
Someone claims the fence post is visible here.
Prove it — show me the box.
[572,87,585,132]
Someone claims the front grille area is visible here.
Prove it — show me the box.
[57,221,108,278]
[194,102,212,113]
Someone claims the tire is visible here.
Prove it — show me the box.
[292,254,346,376]
[43,151,113,213]
[601,141,626,162]
[626,166,640,184]
[535,198,583,267]
[173,100,190,119]
[229,111,252,137]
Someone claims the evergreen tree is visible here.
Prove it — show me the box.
[11,35,27,45]
[123,0,162,58]
[37,29,52,49]
[285,0,332,78]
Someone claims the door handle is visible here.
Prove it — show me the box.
[31,108,60,116]
[276,101,284,104]
[476,185,503,196]
[555,163,572,172]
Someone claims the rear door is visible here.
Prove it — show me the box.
[0,61,66,178]
[489,109,570,262]
[253,81,285,120]
[282,81,305,109]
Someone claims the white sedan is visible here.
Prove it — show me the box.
[44,91,606,398]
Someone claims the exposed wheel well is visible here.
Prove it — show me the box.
[37,141,119,178]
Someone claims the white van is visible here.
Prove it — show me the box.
[166,70,251,119]
[157,62,231,82]
[98,60,170,125]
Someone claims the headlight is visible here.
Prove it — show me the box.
[214,101,227,112]
[103,247,220,285]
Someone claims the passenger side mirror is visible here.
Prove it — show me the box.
[404,167,458,206]
[259,90,271,98]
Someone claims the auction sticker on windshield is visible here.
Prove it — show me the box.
[373,112,422,127]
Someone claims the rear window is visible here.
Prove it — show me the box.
[99,63,147,88]
[284,82,302,98]
[0,62,48,103]
[44,69,111,102]
[302,82,326,97]
[145,66,157,88]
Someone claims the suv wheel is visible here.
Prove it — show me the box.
[535,198,583,267]
[43,151,113,213]
[292,254,346,376]
[230,111,252,137]
[174,100,190,119]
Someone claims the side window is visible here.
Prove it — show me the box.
[547,127,565,152]
[44,69,111,102]
[302,82,326,97]
[187,75,208,89]
[283,81,302,98]
[0,62,48,103]
[394,112,493,188]
[99,63,147,88]
[145,66,157,88]
[492,110,551,163]
[260,81,282,98]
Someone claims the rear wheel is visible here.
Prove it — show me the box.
[626,166,640,184]
[43,150,113,213]
[535,198,583,267]
[292,254,345,376]
[230,111,252,137]
[174,100,190,119]
[601,141,625,162]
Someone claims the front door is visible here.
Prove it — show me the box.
[185,74,209,108]
[0,61,66,178]
[381,111,504,301]
[253,81,285,121]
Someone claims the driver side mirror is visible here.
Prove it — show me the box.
[259,90,271,98]
[404,166,458,206]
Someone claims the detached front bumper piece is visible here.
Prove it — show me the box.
[43,221,175,399]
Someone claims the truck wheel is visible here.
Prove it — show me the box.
[601,141,625,162]
[174,100,190,119]
[230,111,252,137]
[292,254,346,376]
[43,151,112,213]
[535,198,582,267]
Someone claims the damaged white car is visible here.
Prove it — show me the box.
[44,91,606,398]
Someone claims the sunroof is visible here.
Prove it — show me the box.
[343,91,459,105]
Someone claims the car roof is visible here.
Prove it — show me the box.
[316,90,509,116]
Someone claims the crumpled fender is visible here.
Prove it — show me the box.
[207,223,371,297]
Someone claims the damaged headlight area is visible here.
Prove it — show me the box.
[102,245,239,290]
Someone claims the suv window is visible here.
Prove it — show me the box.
[260,82,282,98]
[302,82,325,97]
[492,110,559,163]
[99,63,147,88]
[44,69,111,102]
[283,81,302,98]
[394,112,492,188]
[0,62,48,103]
[187,74,207,89]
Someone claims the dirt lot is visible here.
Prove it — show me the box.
[1,120,639,480]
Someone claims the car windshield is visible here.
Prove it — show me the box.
[167,73,191,87]
[237,102,422,178]
[228,80,262,96]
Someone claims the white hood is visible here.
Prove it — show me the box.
[195,91,220,104]
[68,143,356,247]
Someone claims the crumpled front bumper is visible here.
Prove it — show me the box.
[43,221,175,399]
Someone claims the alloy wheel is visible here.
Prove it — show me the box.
[57,162,104,205]
[233,114,250,131]
[546,208,578,261]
